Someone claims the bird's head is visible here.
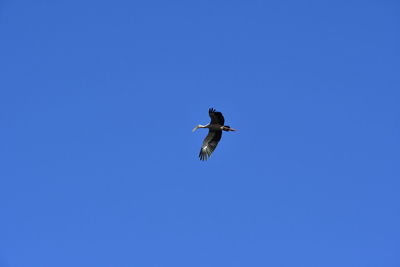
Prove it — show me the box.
[222,126,236,132]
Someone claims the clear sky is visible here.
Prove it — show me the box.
[1,0,399,266]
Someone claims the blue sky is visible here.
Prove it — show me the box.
[1,0,399,266]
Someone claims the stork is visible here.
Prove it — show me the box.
[192,108,236,161]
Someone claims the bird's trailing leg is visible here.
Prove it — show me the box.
[192,124,208,132]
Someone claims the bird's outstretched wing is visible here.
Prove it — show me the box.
[209,108,225,125]
[199,129,222,161]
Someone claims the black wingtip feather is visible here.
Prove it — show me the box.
[199,151,207,161]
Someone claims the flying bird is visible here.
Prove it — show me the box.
[192,108,236,161]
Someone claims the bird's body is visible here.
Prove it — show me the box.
[193,108,236,161]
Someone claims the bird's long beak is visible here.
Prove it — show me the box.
[192,126,199,132]
[229,128,236,131]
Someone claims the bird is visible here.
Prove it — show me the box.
[192,108,236,161]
